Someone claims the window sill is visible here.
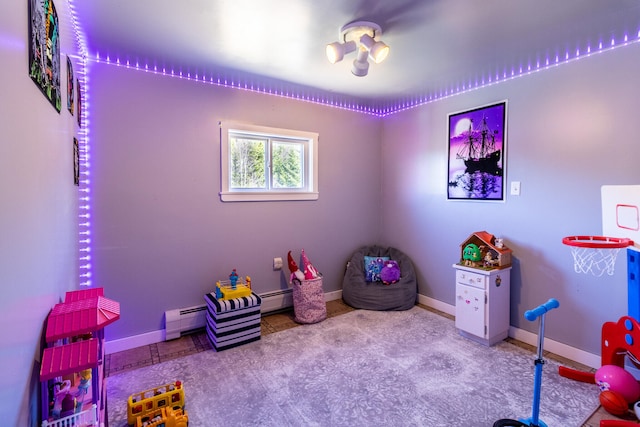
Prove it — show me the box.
[219,192,319,202]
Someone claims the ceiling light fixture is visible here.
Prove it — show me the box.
[326,21,390,77]
[326,40,356,64]
[351,47,370,77]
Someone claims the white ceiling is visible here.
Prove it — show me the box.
[73,0,640,109]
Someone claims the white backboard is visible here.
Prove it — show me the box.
[602,185,640,249]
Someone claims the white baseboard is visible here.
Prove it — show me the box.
[508,326,600,369]
[105,330,164,355]
[105,291,599,369]
[324,290,342,302]
[417,294,599,369]
[418,294,455,316]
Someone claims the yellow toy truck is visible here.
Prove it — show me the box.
[127,381,186,426]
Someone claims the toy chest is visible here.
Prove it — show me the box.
[204,292,262,351]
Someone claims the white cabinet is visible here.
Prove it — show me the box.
[454,264,511,346]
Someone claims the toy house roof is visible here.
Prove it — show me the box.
[45,296,120,342]
[64,287,104,302]
[40,338,99,380]
[461,231,512,254]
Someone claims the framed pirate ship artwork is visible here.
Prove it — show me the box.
[447,101,507,201]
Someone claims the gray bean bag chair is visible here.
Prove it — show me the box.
[342,245,417,311]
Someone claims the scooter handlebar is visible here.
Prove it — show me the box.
[524,298,559,321]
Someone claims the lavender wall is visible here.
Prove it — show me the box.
[90,63,383,341]
[380,43,640,355]
[0,1,79,424]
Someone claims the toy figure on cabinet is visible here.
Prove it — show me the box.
[462,243,483,267]
[484,251,499,268]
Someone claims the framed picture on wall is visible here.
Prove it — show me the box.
[73,137,79,186]
[28,0,61,112]
[67,56,74,115]
[76,78,82,127]
[447,101,507,201]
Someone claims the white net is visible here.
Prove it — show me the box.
[568,245,622,276]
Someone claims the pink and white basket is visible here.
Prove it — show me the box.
[292,276,327,324]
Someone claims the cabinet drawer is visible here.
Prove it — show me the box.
[455,270,486,289]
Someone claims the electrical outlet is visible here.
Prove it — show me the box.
[273,257,283,270]
[510,181,521,196]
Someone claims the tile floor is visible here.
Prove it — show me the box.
[105,300,617,426]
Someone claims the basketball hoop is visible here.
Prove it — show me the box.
[562,236,634,277]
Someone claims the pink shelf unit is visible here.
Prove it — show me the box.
[40,288,119,425]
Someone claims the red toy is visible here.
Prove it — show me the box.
[600,390,630,417]
[560,316,640,383]
[287,251,305,282]
[558,316,640,425]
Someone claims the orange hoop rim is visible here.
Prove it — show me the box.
[562,235,634,249]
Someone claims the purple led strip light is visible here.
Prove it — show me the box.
[68,0,92,286]
[89,29,639,117]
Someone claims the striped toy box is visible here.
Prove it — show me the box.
[204,291,261,351]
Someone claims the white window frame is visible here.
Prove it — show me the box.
[219,121,319,202]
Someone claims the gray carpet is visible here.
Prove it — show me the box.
[107,307,599,426]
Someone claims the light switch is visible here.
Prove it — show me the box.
[510,181,521,196]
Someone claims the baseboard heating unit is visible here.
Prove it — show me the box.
[259,289,293,314]
[164,305,207,340]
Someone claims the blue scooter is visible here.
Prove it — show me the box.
[493,298,560,427]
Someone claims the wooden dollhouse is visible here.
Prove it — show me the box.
[458,231,512,269]
[40,288,120,427]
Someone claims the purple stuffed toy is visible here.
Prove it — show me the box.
[380,260,401,285]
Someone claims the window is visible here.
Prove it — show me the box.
[219,121,318,202]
